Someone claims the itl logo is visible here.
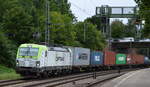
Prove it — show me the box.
[118,57,125,61]
[56,57,64,61]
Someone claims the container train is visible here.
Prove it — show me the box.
[16,44,150,77]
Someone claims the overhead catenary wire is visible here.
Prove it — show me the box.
[71,2,92,16]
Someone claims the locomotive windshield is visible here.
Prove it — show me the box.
[19,47,39,57]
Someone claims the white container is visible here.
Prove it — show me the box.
[68,47,90,66]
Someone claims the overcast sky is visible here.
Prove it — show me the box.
[68,0,137,23]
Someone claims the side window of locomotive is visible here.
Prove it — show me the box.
[42,51,45,57]
[45,51,47,57]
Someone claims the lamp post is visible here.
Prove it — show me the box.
[45,0,50,46]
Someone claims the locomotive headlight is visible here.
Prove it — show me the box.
[36,61,40,67]
[16,60,19,65]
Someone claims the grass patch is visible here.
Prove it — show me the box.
[0,65,21,80]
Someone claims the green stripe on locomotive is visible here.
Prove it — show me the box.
[17,44,48,59]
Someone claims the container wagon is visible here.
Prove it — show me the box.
[127,54,144,64]
[103,51,116,69]
[66,46,90,71]
[90,51,103,66]
[90,51,103,70]
[126,54,145,68]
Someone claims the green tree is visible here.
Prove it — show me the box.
[49,0,75,20]
[85,16,102,31]
[111,20,125,38]
[75,22,106,50]
[135,0,150,38]
[50,11,77,46]
[0,31,17,67]
[0,0,76,45]
[124,19,137,38]
[1,0,36,44]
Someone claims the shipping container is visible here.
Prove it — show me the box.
[67,47,90,66]
[144,56,150,64]
[116,53,126,65]
[90,51,103,66]
[126,54,144,64]
[104,51,116,66]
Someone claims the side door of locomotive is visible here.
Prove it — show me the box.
[44,50,48,67]
[40,50,48,67]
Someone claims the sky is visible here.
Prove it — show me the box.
[68,0,137,23]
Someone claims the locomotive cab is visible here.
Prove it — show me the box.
[16,44,48,74]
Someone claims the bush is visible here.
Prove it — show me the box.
[0,65,21,80]
[0,31,17,68]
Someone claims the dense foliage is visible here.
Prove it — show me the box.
[135,0,150,38]
[0,31,17,67]
[124,19,137,38]
[86,16,138,39]
[111,20,137,39]
[0,0,106,67]
[75,22,106,50]
[85,16,102,31]
[111,20,125,38]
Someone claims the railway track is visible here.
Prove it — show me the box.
[0,77,39,87]
[0,68,140,87]
[85,74,122,87]
[24,71,117,87]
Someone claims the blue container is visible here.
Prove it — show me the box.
[144,56,150,64]
[90,51,103,66]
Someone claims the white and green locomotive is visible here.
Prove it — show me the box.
[16,44,73,76]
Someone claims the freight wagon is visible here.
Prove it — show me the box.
[104,51,116,66]
[66,46,91,72]
[89,51,104,71]
[90,51,103,66]
[126,54,144,65]
[67,47,90,66]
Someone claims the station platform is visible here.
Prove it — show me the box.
[101,68,150,87]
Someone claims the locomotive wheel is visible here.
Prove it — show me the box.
[42,71,48,78]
